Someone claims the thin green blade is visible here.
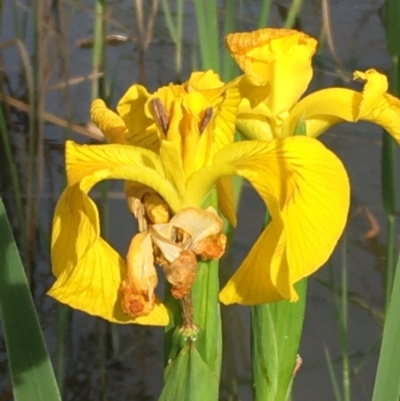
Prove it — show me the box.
[0,197,61,401]
[371,252,400,401]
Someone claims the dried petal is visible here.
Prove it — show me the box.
[120,281,156,317]
[162,250,198,299]
[143,191,170,224]
[120,232,158,317]
[150,224,182,262]
[192,233,227,260]
[170,207,223,243]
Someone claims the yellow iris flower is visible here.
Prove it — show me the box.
[49,69,349,325]
[218,28,400,305]
[224,28,400,142]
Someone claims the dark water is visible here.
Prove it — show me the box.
[1,0,399,400]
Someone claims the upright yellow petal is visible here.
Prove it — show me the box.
[159,141,186,197]
[236,97,274,140]
[186,70,224,90]
[91,99,128,143]
[216,137,350,304]
[211,79,242,152]
[226,29,317,120]
[117,84,161,150]
[49,185,169,325]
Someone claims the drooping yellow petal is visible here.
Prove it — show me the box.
[116,84,161,150]
[289,69,400,142]
[183,163,236,208]
[64,141,181,212]
[219,219,286,304]
[216,136,350,304]
[91,99,128,143]
[226,28,317,125]
[49,185,169,325]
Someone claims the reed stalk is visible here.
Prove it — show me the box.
[382,0,399,313]
[283,0,303,29]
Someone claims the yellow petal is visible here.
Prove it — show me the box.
[219,220,286,304]
[226,29,317,120]
[49,185,169,325]
[188,72,241,160]
[186,70,225,90]
[64,141,181,212]
[211,79,242,153]
[289,69,400,142]
[216,136,350,304]
[183,164,236,208]
[236,97,274,141]
[116,84,161,150]
[91,99,128,143]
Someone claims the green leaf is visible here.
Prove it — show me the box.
[159,343,219,401]
[251,279,307,401]
[372,252,400,401]
[381,132,397,217]
[191,258,222,378]
[385,0,400,56]
[0,197,61,401]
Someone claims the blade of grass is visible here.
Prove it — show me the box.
[382,0,399,313]
[324,346,343,401]
[222,0,237,81]
[0,197,61,401]
[91,2,111,396]
[371,251,400,401]
[326,235,351,401]
[283,0,303,29]
[194,0,219,71]
[92,0,106,99]
[258,0,272,28]
[161,0,184,79]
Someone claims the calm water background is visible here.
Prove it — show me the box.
[1,0,399,400]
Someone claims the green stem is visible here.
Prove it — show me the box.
[385,215,396,311]
[252,280,307,401]
[194,0,220,71]
[258,0,272,28]
[162,192,222,400]
[340,235,350,401]
[92,0,106,99]
[283,0,303,29]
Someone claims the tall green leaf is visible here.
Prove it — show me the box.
[372,252,400,401]
[0,197,61,401]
